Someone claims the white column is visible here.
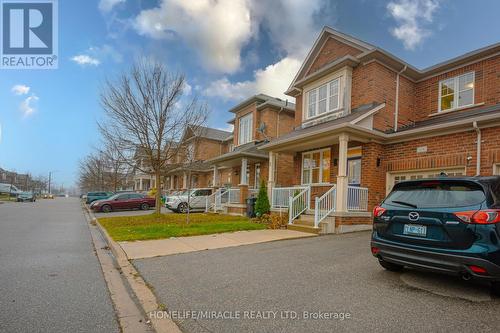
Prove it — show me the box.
[240,158,248,185]
[336,133,349,212]
[267,151,276,198]
[213,165,219,187]
[169,176,174,190]
[183,172,188,189]
[139,178,143,191]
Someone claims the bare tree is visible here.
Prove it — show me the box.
[98,60,208,215]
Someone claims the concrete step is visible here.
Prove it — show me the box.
[288,223,321,235]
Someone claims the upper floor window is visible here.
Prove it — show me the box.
[186,142,195,161]
[238,113,253,145]
[306,77,341,120]
[439,72,474,112]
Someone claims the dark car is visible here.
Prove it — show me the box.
[17,192,36,202]
[90,192,156,213]
[371,176,500,295]
[86,191,114,204]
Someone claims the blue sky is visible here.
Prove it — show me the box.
[1,0,499,188]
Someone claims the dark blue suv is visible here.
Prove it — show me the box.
[371,177,500,295]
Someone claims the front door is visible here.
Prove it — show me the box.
[347,157,361,186]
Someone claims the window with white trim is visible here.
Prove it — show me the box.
[306,77,341,119]
[439,72,474,112]
[238,113,253,145]
[302,149,331,185]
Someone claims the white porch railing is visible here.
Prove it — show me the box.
[347,186,369,211]
[272,186,309,208]
[314,186,336,228]
[288,186,311,224]
[205,188,227,212]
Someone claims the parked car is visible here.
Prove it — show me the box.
[0,183,21,196]
[371,176,500,295]
[17,192,36,202]
[165,188,213,213]
[90,192,156,213]
[86,191,114,204]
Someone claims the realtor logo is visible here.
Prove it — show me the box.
[1,0,58,69]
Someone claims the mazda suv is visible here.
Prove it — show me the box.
[371,176,500,295]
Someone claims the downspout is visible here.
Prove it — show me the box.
[473,121,481,176]
[394,65,407,132]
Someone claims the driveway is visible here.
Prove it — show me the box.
[0,198,119,332]
[134,231,500,333]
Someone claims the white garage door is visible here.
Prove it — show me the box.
[386,168,466,194]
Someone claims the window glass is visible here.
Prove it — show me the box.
[308,89,317,118]
[440,73,474,112]
[329,79,339,111]
[318,85,327,114]
[302,149,330,184]
[305,76,342,120]
[386,181,485,208]
[238,113,253,145]
[348,158,361,185]
[322,150,331,183]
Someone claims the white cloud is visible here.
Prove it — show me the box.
[19,95,39,117]
[71,45,122,67]
[71,55,100,66]
[387,0,440,50]
[11,84,30,95]
[204,56,301,101]
[98,0,125,13]
[184,82,192,95]
[135,0,253,73]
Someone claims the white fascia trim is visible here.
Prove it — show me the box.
[349,103,386,125]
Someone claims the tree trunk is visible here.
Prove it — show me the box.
[155,171,161,216]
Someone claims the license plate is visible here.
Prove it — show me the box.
[403,224,427,237]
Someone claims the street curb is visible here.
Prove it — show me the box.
[85,205,182,333]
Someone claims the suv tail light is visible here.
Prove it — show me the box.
[373,206,386,217]
[454,209,500,224]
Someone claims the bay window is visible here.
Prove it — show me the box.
[302,149,331,184]
[439,72,474,112]
[238,113,253,145]
[306,77,341,119]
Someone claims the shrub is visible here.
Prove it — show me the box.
[254,179,270,217]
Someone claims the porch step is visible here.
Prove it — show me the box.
[288,223,321,235]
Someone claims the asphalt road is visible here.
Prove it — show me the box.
[0,198,119,333]
[134,231,500,333]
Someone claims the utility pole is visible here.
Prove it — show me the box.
[48,172,52,194]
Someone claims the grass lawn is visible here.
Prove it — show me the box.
[98,213,267,241]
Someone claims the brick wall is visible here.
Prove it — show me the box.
[195,138,224,161]
[306,37,363,76]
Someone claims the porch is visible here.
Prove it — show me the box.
[263,131,377,234]
[206,142,268,215]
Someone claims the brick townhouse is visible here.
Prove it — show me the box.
[205,94,296,215]
[165,125,232,191]
[261,26,500,234]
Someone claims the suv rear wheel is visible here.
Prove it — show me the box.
[491,281,500,297]
[378,259,404,272]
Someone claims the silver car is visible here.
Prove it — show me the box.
[165,188,213,213]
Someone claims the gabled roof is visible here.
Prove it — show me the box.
[286,26,500,95]
[228,94,295,113]
[191,125,232,141]
[207,141,269,164]
[260,102,384,150]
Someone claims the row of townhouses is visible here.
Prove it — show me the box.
[134,27,500,234]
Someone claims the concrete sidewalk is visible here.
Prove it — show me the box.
[119,229,316,259]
